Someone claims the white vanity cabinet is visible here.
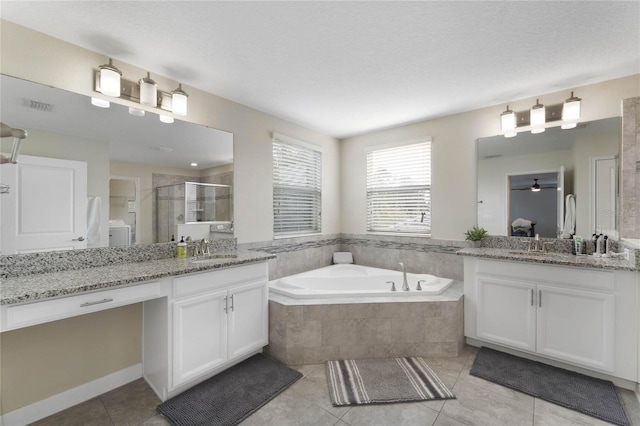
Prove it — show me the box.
[464,257,638,383]
[144,261,269,399]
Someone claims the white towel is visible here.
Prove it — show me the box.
[511,217,532,228]
[87,196,102,245]
[561,194,576,238]
[333,252,354,264]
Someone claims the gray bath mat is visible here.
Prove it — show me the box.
[157,354,302,426]
[326,357,455,406]
[470,347,630,426]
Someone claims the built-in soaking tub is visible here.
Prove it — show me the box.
[266,264,463,365]
[269,264,453,299]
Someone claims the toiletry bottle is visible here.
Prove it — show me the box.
[177,236,187,258]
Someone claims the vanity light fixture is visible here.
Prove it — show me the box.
[139,72,158,107]
[500,92,582,137]
[531,179,541,192]
[172,84,189,116]
[530,99,546,134]
[98,58,122,97]
[561,91,581,129]
[90,97,110,108]
[500,105,517,138]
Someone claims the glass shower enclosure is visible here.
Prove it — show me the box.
[155,182,232,243]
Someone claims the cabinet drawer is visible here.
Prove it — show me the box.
[173,262,268,298]
[3,281,163,331]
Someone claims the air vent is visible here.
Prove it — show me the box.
[23,98,54,112]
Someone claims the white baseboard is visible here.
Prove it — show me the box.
[0,364,142,426]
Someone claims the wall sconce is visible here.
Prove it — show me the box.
[500,105,517,138]
[561,92,581,129]
[500,91,581,138]
[530,99,546,134]
[531,179,541,192]
[92,60,190,123]
[98,58,122,97]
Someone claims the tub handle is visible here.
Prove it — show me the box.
[387,281,396,291]
[416,280,425,291]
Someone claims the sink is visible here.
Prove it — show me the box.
[507,250,548,256]
[189,254,239,263]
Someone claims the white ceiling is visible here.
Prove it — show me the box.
[1,1,639,138]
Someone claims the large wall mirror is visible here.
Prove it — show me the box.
[477,117,620,239]
[0,74,233,254]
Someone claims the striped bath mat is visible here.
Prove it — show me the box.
[326,357,455,406]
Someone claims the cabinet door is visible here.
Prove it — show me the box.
[537,285,614,372]
[476,275,536,352]
[172,289,228,387]
[227,281,268,359]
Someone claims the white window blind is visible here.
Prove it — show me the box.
[273,136,322,236]
[366,140,431,234]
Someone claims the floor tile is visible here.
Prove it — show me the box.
[239,387,341,426]
[289,364,351,418]
[100,378,161,425]
[340,402,439,426]
[441,378,534,426]
[292,363,325,377]
[433,413,468,426]
[29,397,112,426]
[140,414,172,425]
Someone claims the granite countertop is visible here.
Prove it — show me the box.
[457,248,637,271]
[0,250,275,306]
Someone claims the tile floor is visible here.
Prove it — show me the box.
[31,346,640,426]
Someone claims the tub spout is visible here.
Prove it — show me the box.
[399,262,410,291]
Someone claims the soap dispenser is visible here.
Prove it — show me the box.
[177,236,187,258]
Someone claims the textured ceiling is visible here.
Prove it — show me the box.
[1,1,639,138]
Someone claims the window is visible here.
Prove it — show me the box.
[272,133,322,236]
[366,140,431,235]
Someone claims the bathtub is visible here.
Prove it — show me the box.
[269,264,453,299]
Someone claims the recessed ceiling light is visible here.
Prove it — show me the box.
[157,146,173,152]
[190,162,198,167]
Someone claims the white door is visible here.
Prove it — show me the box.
[476,275,537,352]
[227,281,268,359]
[1,155,87,254]
[172,289,228,388]
[537,285,614,372]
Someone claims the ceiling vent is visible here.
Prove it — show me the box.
[23,98,54,112]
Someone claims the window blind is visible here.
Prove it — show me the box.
[273,137,322,235]
[366,141,431,234]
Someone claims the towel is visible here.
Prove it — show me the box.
[332,252,354,264]
[511,217,532,228]
[561,194,576,238]
[87,196,102,245]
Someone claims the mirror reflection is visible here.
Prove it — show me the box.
[477,117,620,239]
[0,74,234,254]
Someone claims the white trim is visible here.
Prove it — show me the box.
[0,364,142,426]
[365,136,432,153]
[272,132,322,152]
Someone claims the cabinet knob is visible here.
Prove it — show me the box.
[72,236,85,241]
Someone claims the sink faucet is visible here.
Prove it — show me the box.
[399,262,410,291]
[200,239,210,256]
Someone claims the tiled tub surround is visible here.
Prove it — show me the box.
[240,233,467,281]
[266,283,464,365]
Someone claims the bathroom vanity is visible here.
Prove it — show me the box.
[0,250,273,424]
[460,248,639,388]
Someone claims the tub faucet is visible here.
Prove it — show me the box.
[399,262,410,291]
